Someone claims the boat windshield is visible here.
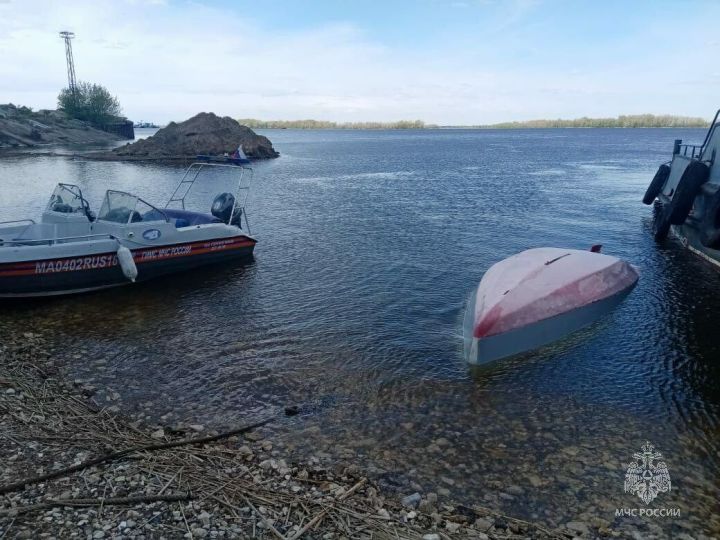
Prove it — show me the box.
[97,190,168,224]
[46,184,91,216]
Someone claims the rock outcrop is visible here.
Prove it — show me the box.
[0,104,123,149]
[112,112,279,160]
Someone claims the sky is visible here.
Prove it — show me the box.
[1,0,719,125]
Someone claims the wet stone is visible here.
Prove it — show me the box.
[401,492,421,508]
[565,521,589,535]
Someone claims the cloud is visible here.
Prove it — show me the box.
[0,0,718,124]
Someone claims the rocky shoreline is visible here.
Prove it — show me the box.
[0,334,580,539]
[0,104,124,149]
[0,108,278,164]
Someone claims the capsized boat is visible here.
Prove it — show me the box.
[0,160,256,298]
[464,247,639,365]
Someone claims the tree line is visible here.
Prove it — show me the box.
[483,114,708,129]
[237,119,427,129]
[238,115,709,129]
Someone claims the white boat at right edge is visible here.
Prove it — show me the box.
[464,247,639,366]
[644,108,720,268]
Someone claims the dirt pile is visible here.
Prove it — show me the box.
[0,104,122,149]
[113,112,279,160]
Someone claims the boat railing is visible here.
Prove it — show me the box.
[2,233,117,247]
[0,219,36,226]
[672,109,720,162]
[700,109,720,155]
[677,143,704,159]
[166,161,252,210]
[165,161,254,232]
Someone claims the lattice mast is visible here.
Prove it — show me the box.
[59,31,77,93]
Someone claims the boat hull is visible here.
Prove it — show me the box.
[0,236,255,298]
[671,222,720,270]
[466,283,636,365]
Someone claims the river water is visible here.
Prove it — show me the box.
[1,128,718,537]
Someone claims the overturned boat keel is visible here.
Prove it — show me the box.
[465,247,639,365]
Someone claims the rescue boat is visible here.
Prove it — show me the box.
[0,160,256,298]
[464,247,639,365]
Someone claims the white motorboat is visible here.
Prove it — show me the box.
[0,160,256,297]
[464,247,639,365]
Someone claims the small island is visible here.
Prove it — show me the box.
[110,112,279,161]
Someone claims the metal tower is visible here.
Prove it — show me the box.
[59,31,77,92]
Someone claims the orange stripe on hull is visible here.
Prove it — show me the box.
[0,237,255,277]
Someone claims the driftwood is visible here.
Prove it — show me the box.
[1,337,570,539]
[0,494,192,517]
[287,478,367,540]
[0,417,274,496]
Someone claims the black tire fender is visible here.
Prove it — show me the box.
[643,164,671,205]
[668,161,710,225]
[700,189,720,249]
[653,203,672,241]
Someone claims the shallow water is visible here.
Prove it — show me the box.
[1,128,719,536]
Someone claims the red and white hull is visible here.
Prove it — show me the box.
[465,248,639,365]
[0,234,255,298]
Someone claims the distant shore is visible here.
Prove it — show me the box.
[240,114,709,130]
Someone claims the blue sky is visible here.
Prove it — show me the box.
[1,0,719,124]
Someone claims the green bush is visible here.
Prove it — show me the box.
[58,82,123,125]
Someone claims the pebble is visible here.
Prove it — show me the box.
[5,335,698,540]
[401,492,421,508]
[565,521,589,535]
[199,511,211,527]
[528,474,543,487]
[445,521,461,533]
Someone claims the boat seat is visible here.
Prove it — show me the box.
[143,209,223,227]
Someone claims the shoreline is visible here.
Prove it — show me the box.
[0,334,570,539]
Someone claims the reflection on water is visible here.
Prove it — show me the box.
[1,128,719,535]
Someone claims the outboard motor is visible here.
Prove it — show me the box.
[211,192,242,226]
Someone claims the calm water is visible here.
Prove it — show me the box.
[1,129,718,536]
